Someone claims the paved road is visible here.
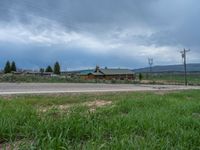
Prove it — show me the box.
[0,83,199,95]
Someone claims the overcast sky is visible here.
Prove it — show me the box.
[0,0,200,70]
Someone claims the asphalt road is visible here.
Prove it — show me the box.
[0,83,200,95]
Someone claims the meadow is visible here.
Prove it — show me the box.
[0,90,200,149]
[140,73,200,85]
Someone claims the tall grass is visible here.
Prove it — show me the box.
[0,91,200,149]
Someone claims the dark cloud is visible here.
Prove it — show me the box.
[0,43,143,70]
[1,0,156,26]
[0,0,200,69]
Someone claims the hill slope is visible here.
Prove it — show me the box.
[134,63,200,73]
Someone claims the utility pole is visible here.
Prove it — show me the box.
[180,49,190,86]
[147,58,153,80]
[148,58,154,74]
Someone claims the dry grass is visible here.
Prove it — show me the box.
[38,100,112,113]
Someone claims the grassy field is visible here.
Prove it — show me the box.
[0,74,82,83]
[1,73,200,86]
[0,90,200,149]
[0,74,136,84]
[140,73,200,85]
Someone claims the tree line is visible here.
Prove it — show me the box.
[3,61,61,75]
[40,62,61,75]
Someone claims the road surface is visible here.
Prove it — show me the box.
[0,83,200,95]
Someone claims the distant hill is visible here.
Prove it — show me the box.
[134,63,200,73]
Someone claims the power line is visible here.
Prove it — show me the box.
[180,49,190,86]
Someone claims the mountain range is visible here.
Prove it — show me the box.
[133,63,200,73]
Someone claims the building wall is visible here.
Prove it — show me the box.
[80,74,135,80]
[80,74,95,80]
[103,74,135,80]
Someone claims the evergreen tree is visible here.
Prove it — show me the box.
[4,61,11,74]
[45,66,53,72]
[54,61,61,75]
[11,61,17,72]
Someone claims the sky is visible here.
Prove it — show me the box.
[0,0,200,70]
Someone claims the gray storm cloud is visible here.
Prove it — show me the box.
[0,0,199,69]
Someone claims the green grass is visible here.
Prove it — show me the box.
[0,74,82,83]
[0,91,200,149]
[140,73,200,85]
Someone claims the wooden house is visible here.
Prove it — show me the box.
[81,67,135,80]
